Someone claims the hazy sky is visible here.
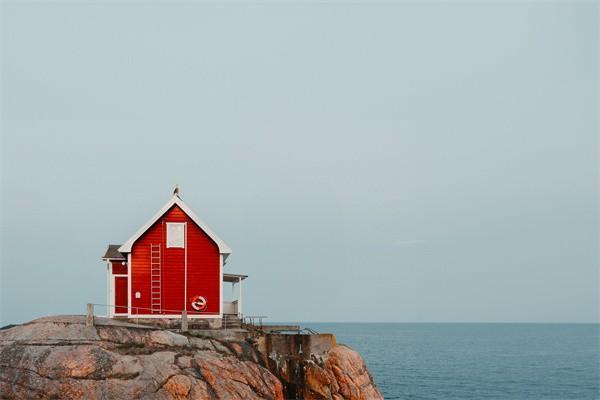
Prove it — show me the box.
[1,2,597,325]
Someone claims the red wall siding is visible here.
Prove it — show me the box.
[130,205,221,315]
[111,261,128,275]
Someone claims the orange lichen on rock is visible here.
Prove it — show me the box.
[304,345,383,400]
[0,316,380,400]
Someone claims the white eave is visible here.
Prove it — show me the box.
[117,195,232,257]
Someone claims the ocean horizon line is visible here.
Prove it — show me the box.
[273,321,600,325]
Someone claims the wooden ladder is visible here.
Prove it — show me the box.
[150,244,161,314]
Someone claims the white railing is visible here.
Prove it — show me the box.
[223,300,238,315]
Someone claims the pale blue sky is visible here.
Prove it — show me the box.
[1,2,598,325]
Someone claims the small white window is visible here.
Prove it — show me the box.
[166,223,185,248]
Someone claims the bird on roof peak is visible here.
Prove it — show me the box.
[173,185,180,197]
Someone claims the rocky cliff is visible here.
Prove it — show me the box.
[0,316,383,400]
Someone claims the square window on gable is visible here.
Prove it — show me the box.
[166,222,185,248]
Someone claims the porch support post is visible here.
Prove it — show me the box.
[238,276,243,318]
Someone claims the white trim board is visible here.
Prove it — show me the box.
[106,262,110,318]
[219,254,223,318]
[128,314,221,319]
[127,254,132,318]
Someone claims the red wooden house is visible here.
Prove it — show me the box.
[102,191,246,319]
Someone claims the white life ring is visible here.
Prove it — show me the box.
[191,295,207,311]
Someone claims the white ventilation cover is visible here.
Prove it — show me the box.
[166,223,185,248]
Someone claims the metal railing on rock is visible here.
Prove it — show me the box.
[243,315,268,330]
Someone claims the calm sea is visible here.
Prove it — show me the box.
[299,323,599,400]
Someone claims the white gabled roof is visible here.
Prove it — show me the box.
[118,195,232,257]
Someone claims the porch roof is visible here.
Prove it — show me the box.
[223,273,248,283]
[102,244,126,260]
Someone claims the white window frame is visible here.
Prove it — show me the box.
[166,222,186,248]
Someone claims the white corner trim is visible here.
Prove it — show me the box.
[118,195,232,255]
[127,253,132,318]
[219,254,223,318]
[106,262,111,318]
